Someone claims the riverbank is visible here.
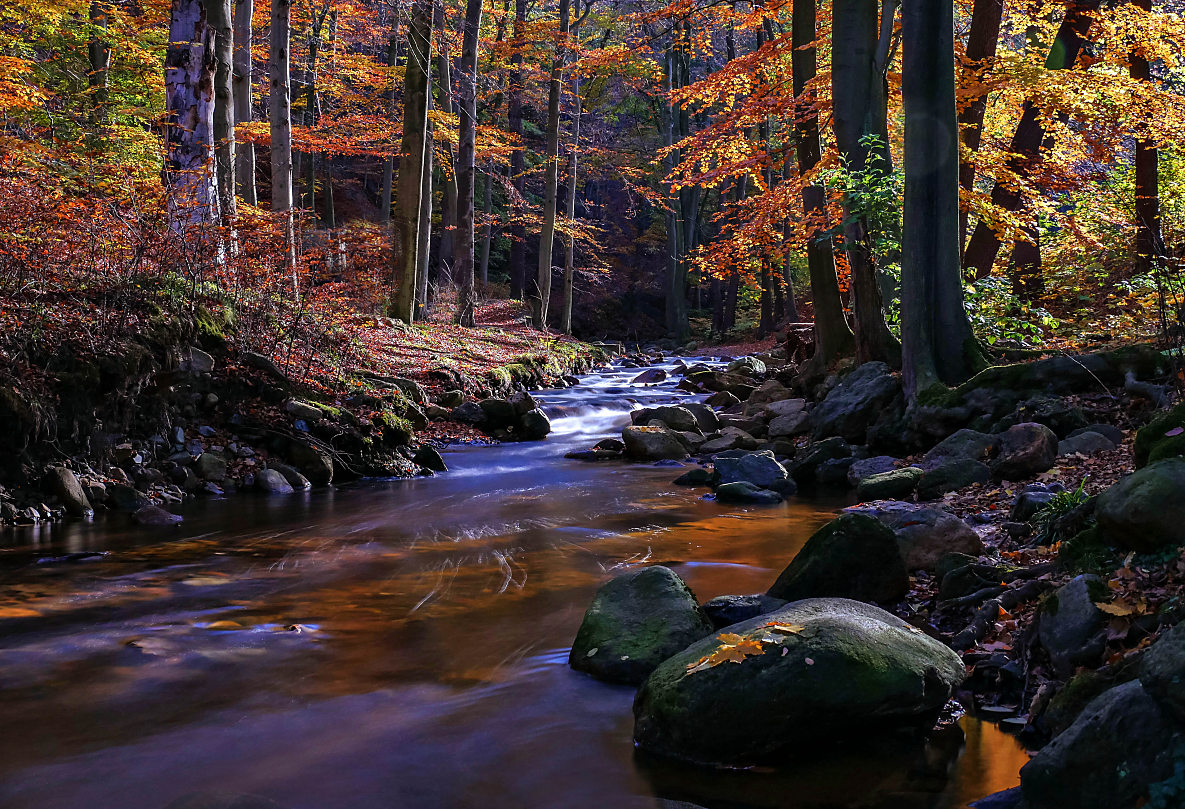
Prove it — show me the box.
[0,295,610,529]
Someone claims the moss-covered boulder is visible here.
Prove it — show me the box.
[622,426,689,461]
[569,565,713,685]
[632,598,965,766]
[990,422,1058,480]
[812,362,903,443]
[917,460,991,500]
[856,467,923,502]
[1021,681,1182,809]
[767,514,908,604]
[1135,403,1185,467]
[1095,458,1185,552]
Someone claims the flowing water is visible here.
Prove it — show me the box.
[0,359,1029,809]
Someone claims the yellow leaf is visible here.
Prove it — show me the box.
[1095,600,1137,617]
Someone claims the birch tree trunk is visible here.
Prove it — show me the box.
[232,0,256,204]
[531,0,569,329]
[207,0,236,223]
[390,0,433,322]
[454,0,483,326]
[269,0,297,278]
[164,0,221,237]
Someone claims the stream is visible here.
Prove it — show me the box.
[0,358,1029,809]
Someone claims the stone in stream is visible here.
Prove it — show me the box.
[989,422,1058,480]
[1095,458,1185,552]
[44,466,92,518]
[132,505,183,526]
[788,436,852,484]
[622,426,690,461]
[632,368,668,385]
[255,469,295,494]
[705,391,740,409]
[681,402,721,433]
[767,513,908,604]
[632,597,966,767]
[413,446,448,473]
[631,405,700,433]
[713,451,795,494]
[285,438,334,486]
[518,408,552,440]
[569,565,713,685]
[673,468,715,487]
[726,356,767,377]
[479,398,519,429]
[855,467,923,502]
[195,452,228,482]
[107,483,152,512]
[766,411,810,439]
[266,462,312,491]
[848,502,984,572]
[701,593,787,629]
[846,455,900,487]
[714,481,784,504]
[1020,681,1182,809]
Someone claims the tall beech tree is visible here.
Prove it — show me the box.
[232,0,256,205]
[434,5,459,289]
[507,0,527,299]
[164,0,220,234]
[900,0,980,398]
[207,0,236,223]
[1131,0,1165,276]
[793,0,854,368]
[956,0,1003,246]
[831,0,899,366]
[269,0,296,276]
[455,0,484,327]
[391,0,433,323]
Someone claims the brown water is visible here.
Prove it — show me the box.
[0,360,1029,809]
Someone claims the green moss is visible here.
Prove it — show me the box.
[1148,434,1185,465]
[915,382,958,408]
[1136,403,1185,467]
[1058,527,1118,574]
[485,367,512,388]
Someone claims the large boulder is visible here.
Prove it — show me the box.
[632,598,966,766]
[852,504,984,572]
[632,405,700,433]
[45,466,92,518]
[1020,681,1181,809]
[847,456,901,487]
[479,398,519,429]
[1140,621,1185,724]
[622,426,689,461]
[767,514,908,604]
[812,362,902,443]
[195,452,228,482]
[726,356,767,377]
[682,402,721,433]
[713,451,794,494]
[1058,430,1117,457]
[788,437,852,484]
[763,398,807,420]
[255,469,294,494]
[747,379,791,405]
[1095,459,1185,552]
[990,422,1058,480]
[569,566,713,685]
[767,411,810,438]
[1038,574,1108,676]
[1134,402,1185,467]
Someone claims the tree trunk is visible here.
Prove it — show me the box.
[531,0,569,329]
[165,0,220,236]
[962,0,1103,277]
[390,0,433,322]
[957,0,1002,246]
[269,0,296,278]
[793,0,852,366]
[479,162,496,286]
[206,0,236,224]
[380,24,398,225]
[1010,223,1042,299]
[455,0,483,326]
[561,71,581,335]
[507,0,527,298]
[781,148,800,324]
[298,3,331,216]
[434,2,459,287]
[831,0,895,365]
[1131,0,1164,276]
[232,0,256,205]
[416,115,434,317]
[900,0,980,399]
[87,1,112,134]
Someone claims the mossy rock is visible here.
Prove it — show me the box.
[1095,459,1185,552]
[1135,403,1185,467]
[767,513,908,604]
[569,565,713,685]
[632,598,966,766]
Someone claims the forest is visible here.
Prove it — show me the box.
[2,0,1185,807]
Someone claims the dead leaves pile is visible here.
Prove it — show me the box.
[685,622,808,675]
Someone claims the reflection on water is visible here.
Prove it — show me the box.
[0,359,1027,809]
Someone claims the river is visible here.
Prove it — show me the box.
[0,357,1029,809]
